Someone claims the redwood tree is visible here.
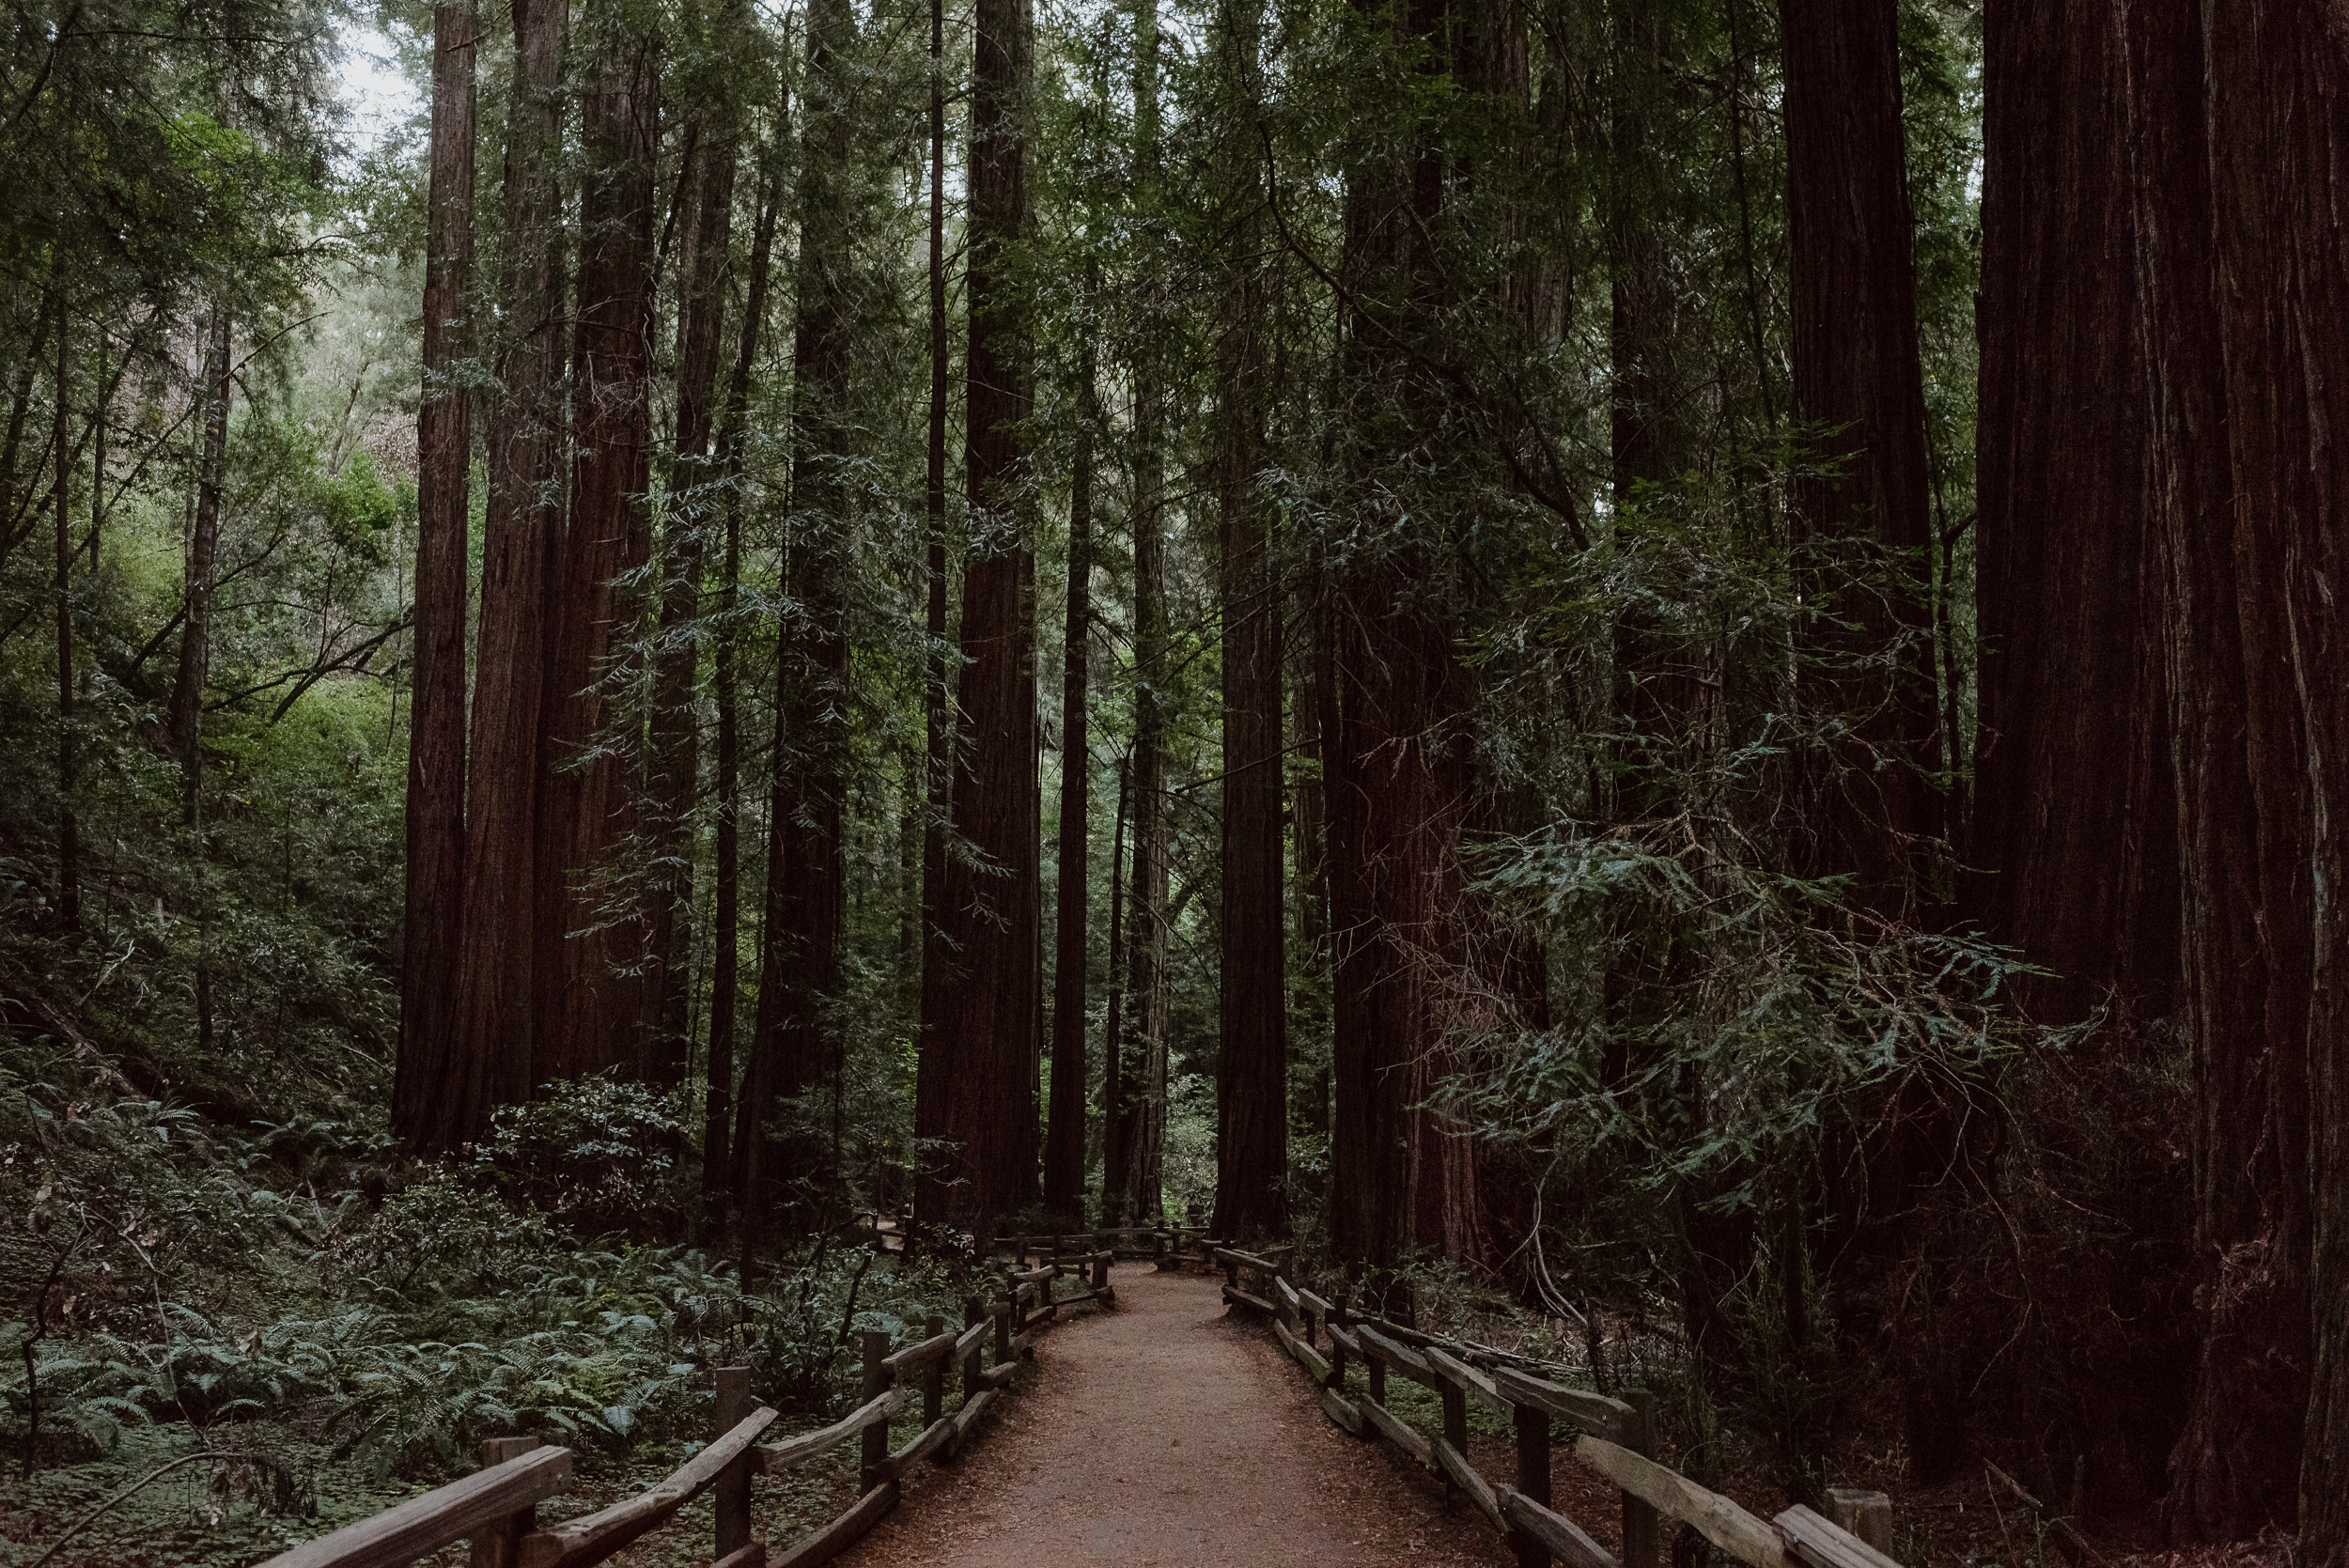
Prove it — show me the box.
[914,0,1041,1236]
[393,2,476,1147]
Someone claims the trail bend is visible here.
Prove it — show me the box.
[832,1263,1506,1568]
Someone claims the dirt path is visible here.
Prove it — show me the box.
[830,1263,1509,1568]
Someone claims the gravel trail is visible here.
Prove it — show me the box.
[828,1263,1508,1568]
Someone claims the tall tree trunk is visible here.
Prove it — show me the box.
[702,160,779,1234]
[1043,298,1097,1227]
[393,2,477,1147]
[1211,0,1284,1241]
[537,26,659,1086]
[744,0,856,1241]
[645,85,740,1089]
[166,309,229,828]
[1324,0,1487,1275]
[1971,0,2176,1031]
[1100,758,1130,1221]
[2219,5,2349,1548]
[1778,0,1939,917]
[446,0,568,1143]
[2117,0,2326,1540]
[52,271,76,929]
[919,0,952,1133]
[913,0,1040,1240]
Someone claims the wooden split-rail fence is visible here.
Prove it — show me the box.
[254,1248,1116,1568]
[1204,1245,1904,1568]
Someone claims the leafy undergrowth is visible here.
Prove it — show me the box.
[0,1032,966,1566]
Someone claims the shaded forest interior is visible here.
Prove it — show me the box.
[5,0,2349,1560]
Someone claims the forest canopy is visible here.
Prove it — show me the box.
[6,0,2349,1559]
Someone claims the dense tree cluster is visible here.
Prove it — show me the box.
[7,0,2349,1547]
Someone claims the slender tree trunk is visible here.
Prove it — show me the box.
[537,26,660,1086]
[52,271,76,929]
[1100,757,1130,1221]
[1778,0,1939,917]
[646,86,740,1089]
[1211,0,1284,1240]
[446,0,568,1142]
[700,163,777,1234]
[745,0,856,1240]
[913,0,1039,1241]
[919,0,952,1105]
[393,2,477,1147]
[1043,303,1097,1227]
[166,310,229,828]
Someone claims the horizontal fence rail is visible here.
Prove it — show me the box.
[1211,1249,1902,1568]
[257,1249,1117,1568]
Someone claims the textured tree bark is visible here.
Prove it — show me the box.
[913,0,1040,1240]
[1211,4,1285,1238]
[1972,0,2175,1030]
[537,28,659,1086]
[166,309,229,828]
[1323,0,1488,1275]
[702,164,778,1236]
[393,3,476,1149]
[643,85,739,1090]
[744,0,856,1241]
[1042,309,1097,1227]
[446,0,567,1134]
[2111,2,2314,1537]
[918,0,953,1170]
[1778,0,1939,917]
[1100,758,1130,1221]
[52,272,76,930]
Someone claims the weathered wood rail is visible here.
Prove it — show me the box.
[257,1249,1116,1568]
[1211,1248,1903,1568]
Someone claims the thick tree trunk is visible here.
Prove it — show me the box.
[1972,0,2175,1029]
[1043,316,1097,1227]
[702,163,778,1234]
[919,0,953,1150]
[1778,0,1939,917]
[393,3,476,1148]
[2111,3,2313,1537]
[447,0,568,1139]
[1100,758,1130,1222]
[913,0,1040,1240]
[537,30,659,1086]
[1212,24,1285,1237]
[2222,4,2349,1545]
[644,100,739,1089]
[166,310,229,828]
[744,0,856,1240]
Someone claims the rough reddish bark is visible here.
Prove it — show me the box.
[393,4,477,1150]
[444,0,567,1136]
[643,107,739,1089]
[1213,150,1286,1243]
[537,32,659,1086]
[702,165,778,1234]
[913,0,1040,1239]
[1778,0,1939,916]
[742,0,856,1238]
[2127,2,2349,1543]
[1972,0,2176,1030]
[1042,322,1096,1228]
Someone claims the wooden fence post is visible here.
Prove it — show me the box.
[712,1366,754,1559]
[993,1295,1013,1366]
[1327,1304,1349,1392]
[923,1313,945,1425]
[467,1436,542,1568]
[963,1296,985,1400]
[1440,1377,1469,1507]
[1511,1400,1552,1568]
[1621,1387,1659,1568]
[860,1330,892,1489]
[1093,1249,1110,1291]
